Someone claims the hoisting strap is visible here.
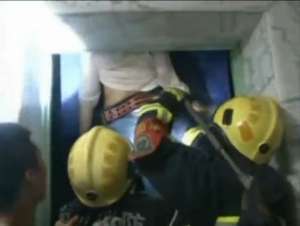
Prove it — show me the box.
[101,92,159,125]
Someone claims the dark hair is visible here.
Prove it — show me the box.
[0,123,39,213]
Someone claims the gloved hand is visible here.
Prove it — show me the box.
[59,198,99,226]
[239,192,283,226]
[55,216,79,226]
[137,88,188,129]
[158,87,188,111]
[139,87,210,122]
[238,165,289,226]
[158,88,214,122]
[252,165,290,219]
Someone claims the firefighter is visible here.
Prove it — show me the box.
[180,96,286,225]
[130,89,290,226]
[56,126,182,226]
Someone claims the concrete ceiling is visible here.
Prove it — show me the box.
[58,12,263,51]
[44,1,274,51]
[46,1,274,13]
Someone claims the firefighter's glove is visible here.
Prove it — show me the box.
[59,198,98,226]
[239,189,284,226]
[239,207,283,226]
[251,165,289,212]
[137,88,188,126]
[159,87,188,112]
[159,88,211,118]
[238,165,288,226]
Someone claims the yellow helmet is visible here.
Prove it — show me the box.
[68,126,133,207]
[213,96,284,164]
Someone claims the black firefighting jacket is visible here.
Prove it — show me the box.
[131,90,290,226]
[59,177,183,226]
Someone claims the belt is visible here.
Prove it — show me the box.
[101,92,159,125]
